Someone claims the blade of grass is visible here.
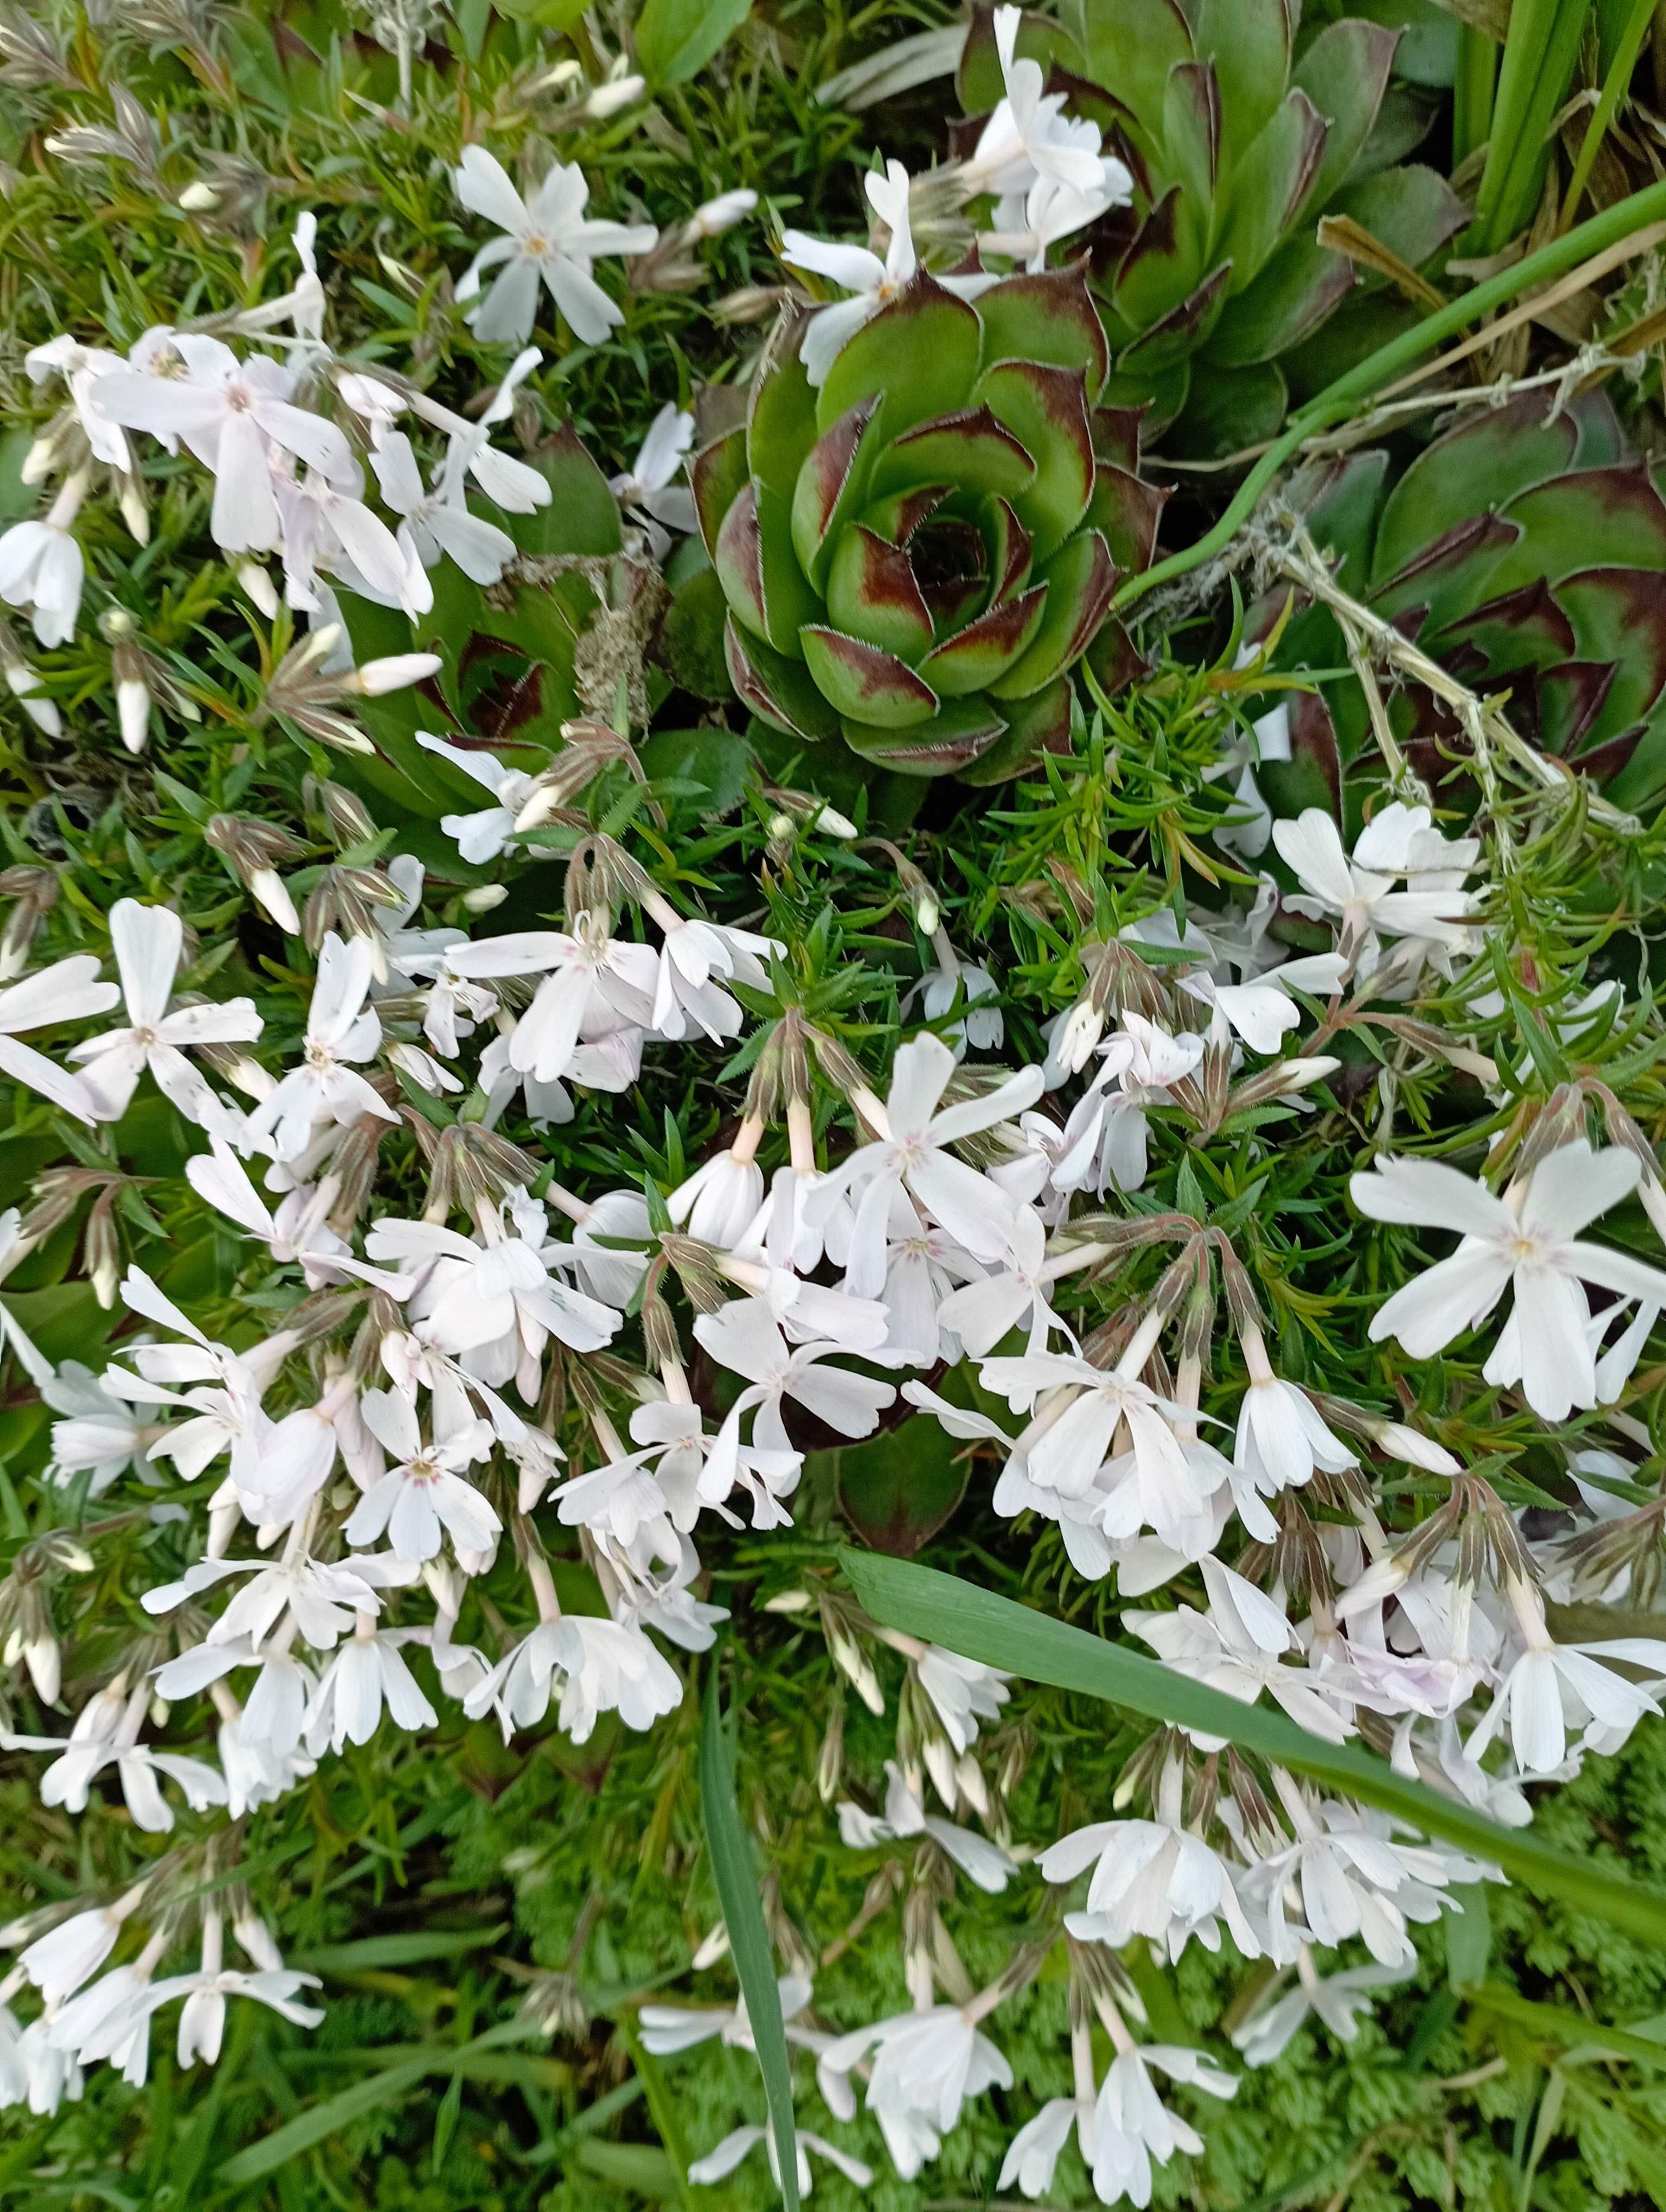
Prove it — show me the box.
[1476,0,1590,250]
[1113,176,1666,615]
[218,2020,546,2184]
[614,2024,696,2212]
[1560,0,1656,229]
[840,1548,1666,1947]
[1454,21,1500,166]
[700,1661,800,2211]
[1473,1983,1666,2066]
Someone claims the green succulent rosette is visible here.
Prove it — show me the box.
[691,263,1166,781]
[957,1,1469,458]
[1251,387,1666,822]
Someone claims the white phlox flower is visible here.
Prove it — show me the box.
[452,146,657,346]
[1352,1140,1666,1421]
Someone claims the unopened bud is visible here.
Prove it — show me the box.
[178,180,219,211]
[585,73,644,119]
[462,882,507,914]
[235,561,280,618]
[1370,1419,1460,1476]
[817,1694,844,1802]
[116,474,148,544]
[113,648,150,755]
[685,188,759,243]
[24,1631,60,1705]
[84,1189,120,1310]
[1,652,60,738]
[0,866,56,978]
[691,1921,730,1969]
[248,867,299,934]
[348,652,441,697]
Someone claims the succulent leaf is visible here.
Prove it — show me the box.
[997,3,1426,450]
[1264,392,1666,819]
[815,278,982,439]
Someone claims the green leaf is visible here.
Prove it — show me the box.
[635,0,753,86]
[575,2140,679,2194]
[219,2023,543,2182]
[700,1665,799,2211]
[1472,1984,1666,2069]
[638,727,751,816]
[293,1925,508,1972]
[832,1415,970,1558]
[840,1550,1666,1947]
[1445,1882,1491,1990]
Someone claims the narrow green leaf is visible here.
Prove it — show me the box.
[1446,1882,1492,1990]
[840,1549,1666,1947]
[219,2022,542,2183]
[293,1924,508,1972]
[700,1663,799,2211]
[635,0,752,85]
[614,2024,696,2212]
[1472,1984,1666,2069]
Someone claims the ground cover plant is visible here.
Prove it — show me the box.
[11,4,1666,2209]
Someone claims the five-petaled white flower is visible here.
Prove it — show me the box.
[70,901,259,1130]
[453,147,657,346]
[1351,1140,1666,1420]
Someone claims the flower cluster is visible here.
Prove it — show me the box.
[4,11,1666,2206]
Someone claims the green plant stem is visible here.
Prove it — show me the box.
[1560,0,1656,229]
[1454,22,1500,166]
[1112,173,1666,615]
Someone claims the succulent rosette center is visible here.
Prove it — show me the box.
[692,264,1165,781]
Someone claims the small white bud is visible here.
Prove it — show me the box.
[585,74,645,119]
[461,883,508,914]
[3,657,60,738]
[761,1589,812,1613]
[348,651,441,696]
[116,676,150,754]
[235,561,280,618]
[21,433,59,486]
[178,181,219,211]
[23,1632,60,1706]
[1371,1419,1461,1476]
[691,1922,730,1969]
[117,477,149,544]
[686,188,759,242]
[248,867,300,935]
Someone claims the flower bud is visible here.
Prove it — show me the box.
[111,641,150,754]
[116,473,148,544]
[177,180,219,211]
[0,866,56,981]
[685,188,758,242]
[346,652,440,697]
[691,1921,730,1969]
[84,1188,120,1310]
[249,868,299,934]
[585,73,644,119]
[235,561,280,618]
[23,1627,60,1705]
[462,883,507,914]
[817,1693,844,1802]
